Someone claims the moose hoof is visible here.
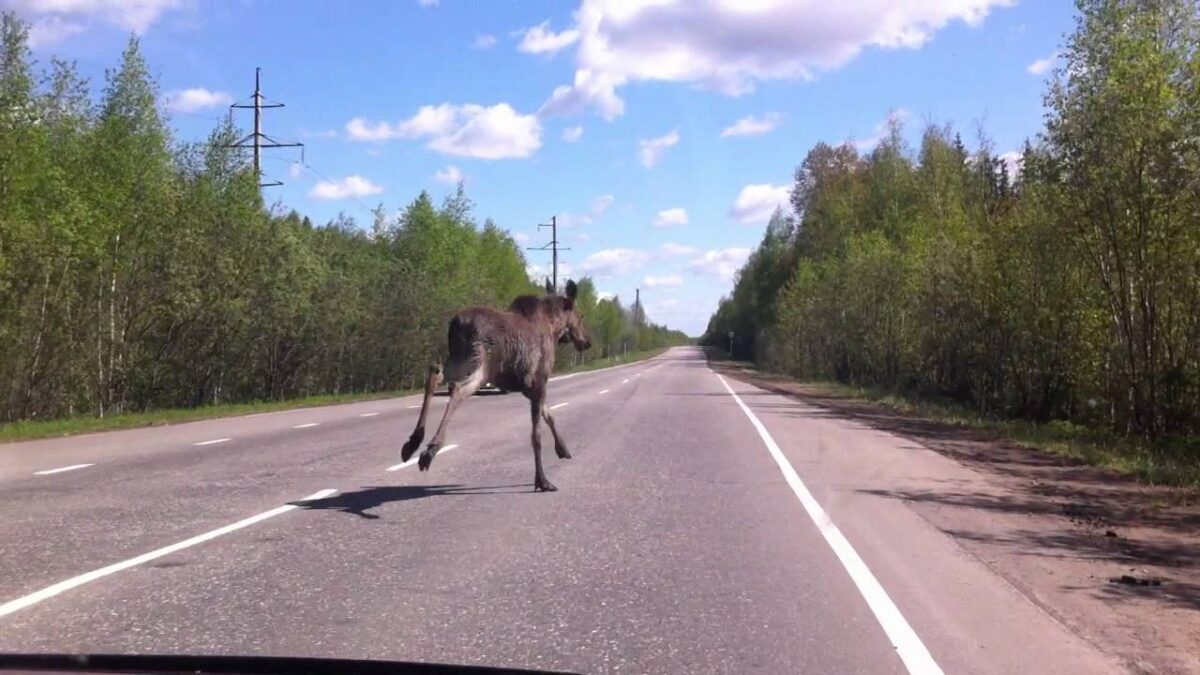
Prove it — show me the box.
[555,445,572,460]
[418,452,434,471]
[400,439,419,462]
[534,477,558,492]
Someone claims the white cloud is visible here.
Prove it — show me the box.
[345,118,395,141]
[512,232,531,243]
[433,165,464,184]
[562,125,584,142]
[302,129,339,139]
[580,248,649,276]
[721,112,783,138]
[539,69,626,119]
[644,275,682,289]
[526,261,575,281]
[309,175,384,201]
[592,194,615,215]
[537,0,1013,119]
[1026,51,1058,75]
[597,291,616,301]
[852,108,909,152]
[288,162,303,179]
[998,150,1022,178]
[518,20,580,55]
[7,0,185,33]
[26,16,84,47]
[346,103,542,159]
[472,34,498,49]
[660,242,699,257]
[558,194,615,227]
[164,88,232,114]
[689,248,753,281]
[649,298,680,312]
[729,183,790,225]
[638,129,680,168]
[653,208,688,228]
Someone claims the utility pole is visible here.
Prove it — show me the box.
[227,67,303,188]
[528,215,570,293]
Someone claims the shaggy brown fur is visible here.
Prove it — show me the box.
[400,280,591,491]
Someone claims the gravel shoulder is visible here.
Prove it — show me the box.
[711,360,1200,675]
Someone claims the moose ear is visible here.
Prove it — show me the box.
[565,279,578,300]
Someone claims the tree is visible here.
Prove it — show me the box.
[706,1,1200,446]
[1042,0,1200,435]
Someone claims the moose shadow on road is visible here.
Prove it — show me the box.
[291,484,530,520]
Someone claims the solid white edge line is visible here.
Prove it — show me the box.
[0,488,338,619]
[192,438,231,446]
[598,389,610,395]
[715,374,943,675]
[292,422,320,429]
[386,444,459,471]
[359,412,380,417]
[406,405,421,409]
[549,402,570,410]
[33,463,94,476]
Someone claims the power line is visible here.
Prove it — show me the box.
[294,160,378,217]
[527,215,570,293]
[225,67,303,189]
[262,155,378,220]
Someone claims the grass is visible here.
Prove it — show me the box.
[0,389,415,444]
[709,351,1200,489]
[0,347,670,445]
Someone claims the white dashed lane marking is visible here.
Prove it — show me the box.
[386,444,459,471]
[33,464,94,476]
[0,488,339,619]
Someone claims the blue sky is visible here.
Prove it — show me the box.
[11,0,1076,335]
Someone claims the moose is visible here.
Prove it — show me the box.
[400,280,592,492]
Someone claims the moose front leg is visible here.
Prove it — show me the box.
[527,389,557,492]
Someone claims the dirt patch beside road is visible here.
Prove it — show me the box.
[711,359,1200,675]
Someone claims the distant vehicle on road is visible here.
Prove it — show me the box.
[478,381,509,395]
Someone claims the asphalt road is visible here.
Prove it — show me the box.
[0,347,1124,674]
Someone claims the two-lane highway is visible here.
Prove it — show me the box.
[0,347,1122,673]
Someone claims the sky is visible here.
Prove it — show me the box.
[7,0,1077,335]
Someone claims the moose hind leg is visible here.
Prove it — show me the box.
[418,364,484,471]
[401,364,442,462]
[542,408,572,460]
[528,391,556,492]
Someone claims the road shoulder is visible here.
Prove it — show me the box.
[712,359,1200,675]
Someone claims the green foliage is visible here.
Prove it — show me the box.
[554,281,689,369]
[0,14,687,423]
[705,0,1200,444]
